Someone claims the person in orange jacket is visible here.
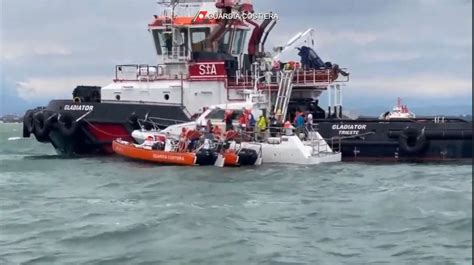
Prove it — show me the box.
[213,125,222,139]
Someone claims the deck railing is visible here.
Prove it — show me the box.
[114,64,186,82]
[228,68,349,89]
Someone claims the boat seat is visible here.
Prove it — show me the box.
[267,137,281,144]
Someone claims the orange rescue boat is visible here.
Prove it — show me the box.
[112,140,197,166]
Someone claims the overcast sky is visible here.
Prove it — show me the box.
[1,0,472,115]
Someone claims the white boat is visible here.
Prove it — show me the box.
[132,90,341,165]
[379,97,416,120]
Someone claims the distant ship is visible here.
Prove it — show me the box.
[22,0,471,162]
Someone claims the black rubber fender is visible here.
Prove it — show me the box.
[33,112,51,140]
[58,113,80,138]
[195,149,218,166]
[23,110,36,137]
[398,127,429,154]
[23,110,35,136]
[127,112,141,130]
[237,148,259,166]
[46,113,58,128]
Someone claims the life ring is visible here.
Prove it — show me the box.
[23,110,35,137]
[73,97,82,103]
[58,113,79,137]
[398,127,429,154]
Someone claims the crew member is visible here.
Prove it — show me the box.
[257,114,268,141]
[239,111,247,132]
[283,120,293,136]
[306,112,313,130]
[295,113,305,135]
[178,128,187,152]
[224,110,234,131]
[206,119,213,133]
[246,109,256,132]
[141,135,155,147]
[268,113,276,137]
[213,125,222,140]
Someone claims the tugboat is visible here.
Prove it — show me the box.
[303,98,472,162]
[23,0,347,155]
[22,0,470,162]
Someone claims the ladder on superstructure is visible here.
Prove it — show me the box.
[273,70,295,121]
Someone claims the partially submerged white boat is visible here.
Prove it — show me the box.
[131,89,341,165]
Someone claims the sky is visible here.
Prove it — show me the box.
[0,0,472,115]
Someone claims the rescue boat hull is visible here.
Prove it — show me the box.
[112,140,197,166]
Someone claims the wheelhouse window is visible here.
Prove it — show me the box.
[152,29,171,55]
[190,27,210,52]
[231,29,247,54]
[218,31,231,53]
[153,28,189,56]
[175,28,189,56]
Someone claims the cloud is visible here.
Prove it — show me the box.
[360,51,421,63]
[16,76,111,101]
[1,0,471,113]
[317,30,378,47]
[2,42,72,60]
[350,74,472,97]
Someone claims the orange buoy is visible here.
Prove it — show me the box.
[223,150,239,167]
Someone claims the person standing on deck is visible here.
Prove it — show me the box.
[306,112,314,130]
[224,110,233,131]
[238,110,248,132]
[257,113,268,142]
[295,113,305,136]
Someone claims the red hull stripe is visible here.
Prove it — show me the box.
[86,123,132,143]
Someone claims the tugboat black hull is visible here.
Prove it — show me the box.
[316,118,472,162]
[23,99,190,155]
[24,100,472,162]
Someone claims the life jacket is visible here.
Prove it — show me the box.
[186,130,201,140]
[239,114,247,126]
[257,116,267,130]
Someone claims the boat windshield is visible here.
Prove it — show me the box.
[206,109,243,120]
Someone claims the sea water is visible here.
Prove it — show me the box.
[0,123,471,264]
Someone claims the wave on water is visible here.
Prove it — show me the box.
[0,123,472,264]
[7,137,23,141]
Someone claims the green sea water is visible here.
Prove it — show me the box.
[0,123,472,264]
